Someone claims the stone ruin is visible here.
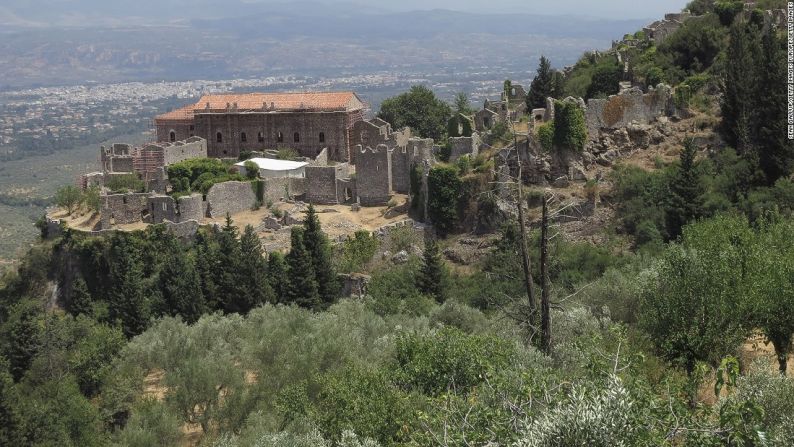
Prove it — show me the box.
[583,84,675,139]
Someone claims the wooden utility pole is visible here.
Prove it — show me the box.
[540,194,551,353]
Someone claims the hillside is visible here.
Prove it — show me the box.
[0,1,793,446]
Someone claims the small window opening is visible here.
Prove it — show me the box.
[169,131,176,142]
[241,132,247,143]
[258,132,264,143]
[216,132,223,143]
[294,132,300,143]
[319,132,325,143]
[277,132,284,143]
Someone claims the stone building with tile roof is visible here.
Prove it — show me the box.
[155,91,367,162]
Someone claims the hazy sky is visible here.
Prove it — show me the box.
[0,0,694,26]
[370,0,692,19]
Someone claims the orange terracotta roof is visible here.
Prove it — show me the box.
[194,91,364,112]
[155,104,195,122]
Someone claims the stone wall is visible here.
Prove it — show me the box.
[313,147,329,166]
[584,85,674,139]
[391,138,434,195]
[356,145,392,206]
[178,193,206,221]
[148,195,178,223]
[448,133,481,162]
[474,108,500,132]
[100,193,150,229]
[259,177,305,203]
[206,181,257,217]
[152,136,207,166]
[336,178,356,204]
[306,165,341,204]
[193,110,358,162]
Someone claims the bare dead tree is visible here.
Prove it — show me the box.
[540,192,551,354]
[510,120,537,318]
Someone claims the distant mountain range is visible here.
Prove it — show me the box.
[0,2,648,89]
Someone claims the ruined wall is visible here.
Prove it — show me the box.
[194,111,358,161]
[177,193,206,222]
[306,165,341,204]
[305,162,357,205]
[336,178,356,204]
[585,86,674,139]
[313,147,329,166]
[390,138,434,195]
[147,167,169,195]
[356,145,392,206]
[148,195,178,224]
[259,177,306,203]
[448,133,481,162]
[158,137,208,165]
[100,193,150,229]
[474,109,500,132]
[206,181,257,217]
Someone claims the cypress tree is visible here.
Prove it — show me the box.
[159,241,205,323]
[194,230,220,311]
[302,205,338,306]
[215,214,245,314]
[238,225,275,311]
[417,238,449,303]
[0,356,19,445]
[756,27,793,184]
[107,234,151,337]
[69,276,93,317]
[527,56,553,109]
[721,20,761,157]
[267,251,290,304]
[666,139,703,240]
[286,227,320,309]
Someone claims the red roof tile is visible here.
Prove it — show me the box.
[197,91,363,112]
[156,91,365,122]
[155,104,195,122]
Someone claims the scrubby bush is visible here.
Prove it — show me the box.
[536,120,554,152]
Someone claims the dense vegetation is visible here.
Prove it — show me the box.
[1,2,793,446]
[377,85,452,140]
[167,158,247,195]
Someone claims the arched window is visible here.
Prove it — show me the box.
[169,131,176,142]
[294,132,300,143]
[319,132,325,143]
[216,132,223,143]
[277,132,284,143]
[258,132,264,143]
[241,132,247,143]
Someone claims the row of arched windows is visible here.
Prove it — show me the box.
[214,131,325,144]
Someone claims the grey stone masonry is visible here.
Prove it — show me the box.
[584,85,675,140]
[448,133,481,163]
[99,193,150,229]
[306,163,352,205]
[356,145,392,206]
[206,181,257,217]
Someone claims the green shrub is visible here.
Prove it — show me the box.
[243,161,259,179]
[276,148,299,161]
[553,101,587,152]
[393,327,514,395]
[337,231,379,273]
[105,174,145,194]
[536,121,554,152]
[427,165,462,236]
